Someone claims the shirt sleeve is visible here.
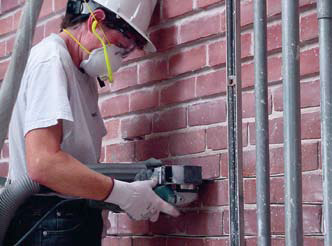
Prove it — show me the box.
[24,57,74,135]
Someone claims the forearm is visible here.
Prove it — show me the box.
[28,150,113,201]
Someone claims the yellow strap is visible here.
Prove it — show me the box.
[83,0,111,46]
[63,29,91,55]
[92,20,113,82]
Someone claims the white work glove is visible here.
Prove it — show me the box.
[104,179,180,222]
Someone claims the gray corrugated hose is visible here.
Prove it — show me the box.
[0,0,44,245]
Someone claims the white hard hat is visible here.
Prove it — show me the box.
[90,0,157,52]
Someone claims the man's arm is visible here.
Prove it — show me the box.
[25,121,112,201]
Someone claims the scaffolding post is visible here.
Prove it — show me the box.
[226,0,244,245]
[282,0,303,245]
[254,0,271,245]
[317,1,332,245]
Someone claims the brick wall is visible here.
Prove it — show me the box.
[0,0,323,245]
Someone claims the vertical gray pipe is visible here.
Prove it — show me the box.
[226,0,244,245]
[282,0,303,245]
[0,0,44,151]
[317,1,332,246]
[254,0,271,245]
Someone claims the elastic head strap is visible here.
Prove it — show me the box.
[63,28,91,55]
[83,0,112,46]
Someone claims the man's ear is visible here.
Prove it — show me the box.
[87,9,106,32]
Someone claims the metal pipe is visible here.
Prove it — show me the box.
[0,0,44,151]
[317,1,332,245]
[254,0,271,245]
[226,0,244,245]
[282,0,303,245]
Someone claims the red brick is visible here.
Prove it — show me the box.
[243,178,256,204]
[54,0,67,12]
[150,26,178,51]
[5,36,15,56]
[300,48,319,77]
[160,77,195,105]
[180,14,223,44]
[249,117,283,145]
[138,59,167,84]
[241,0,253,27]
[32,25,45,45]
[45,16,62,36]
[207,125,227,150]
[166,237,229,246]
[111,66,137,92]
[267,0,281,17]
[150,213,186,235]
[0,15,13,35]
[166,154,220,179]
[133,237,166,246]
[121,115,151,139]
[208,39,226,67]
[199,179,228,206]
[197,0,223,8]
[0,60,9,80]
[100,95,129,118]
[0,41,5,57]
[302,111,321,139]
[169,46,207,76]
[162,0,193,19]
[242,90,272,118]
[189,99,226,126]
[242,61,254,88]
[241,32,253,58]
[267,22,282,51]
[135,137,169,161]
[106,142,135,162]
[1,0,20,13]
[1,142,9,159]
[300,12,318,42]
[153,107,187,133]
[39,0,53,19]
[13,10,22,30]
[169,130,206,156]
[151,210,223,235]
[196,69,226,97]
[102,237,132,246]
[273,80,321,111]
[196,69,227,97]
[299,0,316,8]
[129,89,159,112]
[303,237,324,246]
[107,213,150,235]
[0,162,8,177]
[267,56,282,83]
[303,172,323,203]
[185,210,223,235]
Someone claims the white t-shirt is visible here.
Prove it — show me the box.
[8,34,107,182]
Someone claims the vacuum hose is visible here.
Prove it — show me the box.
[0,175,40,245]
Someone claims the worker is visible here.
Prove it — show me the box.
[4,0,179,245]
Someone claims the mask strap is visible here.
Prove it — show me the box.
[92,20,113,82]
[63,29,91,55]
[83,0,111,46]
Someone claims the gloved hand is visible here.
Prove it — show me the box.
[104,179,180,222]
